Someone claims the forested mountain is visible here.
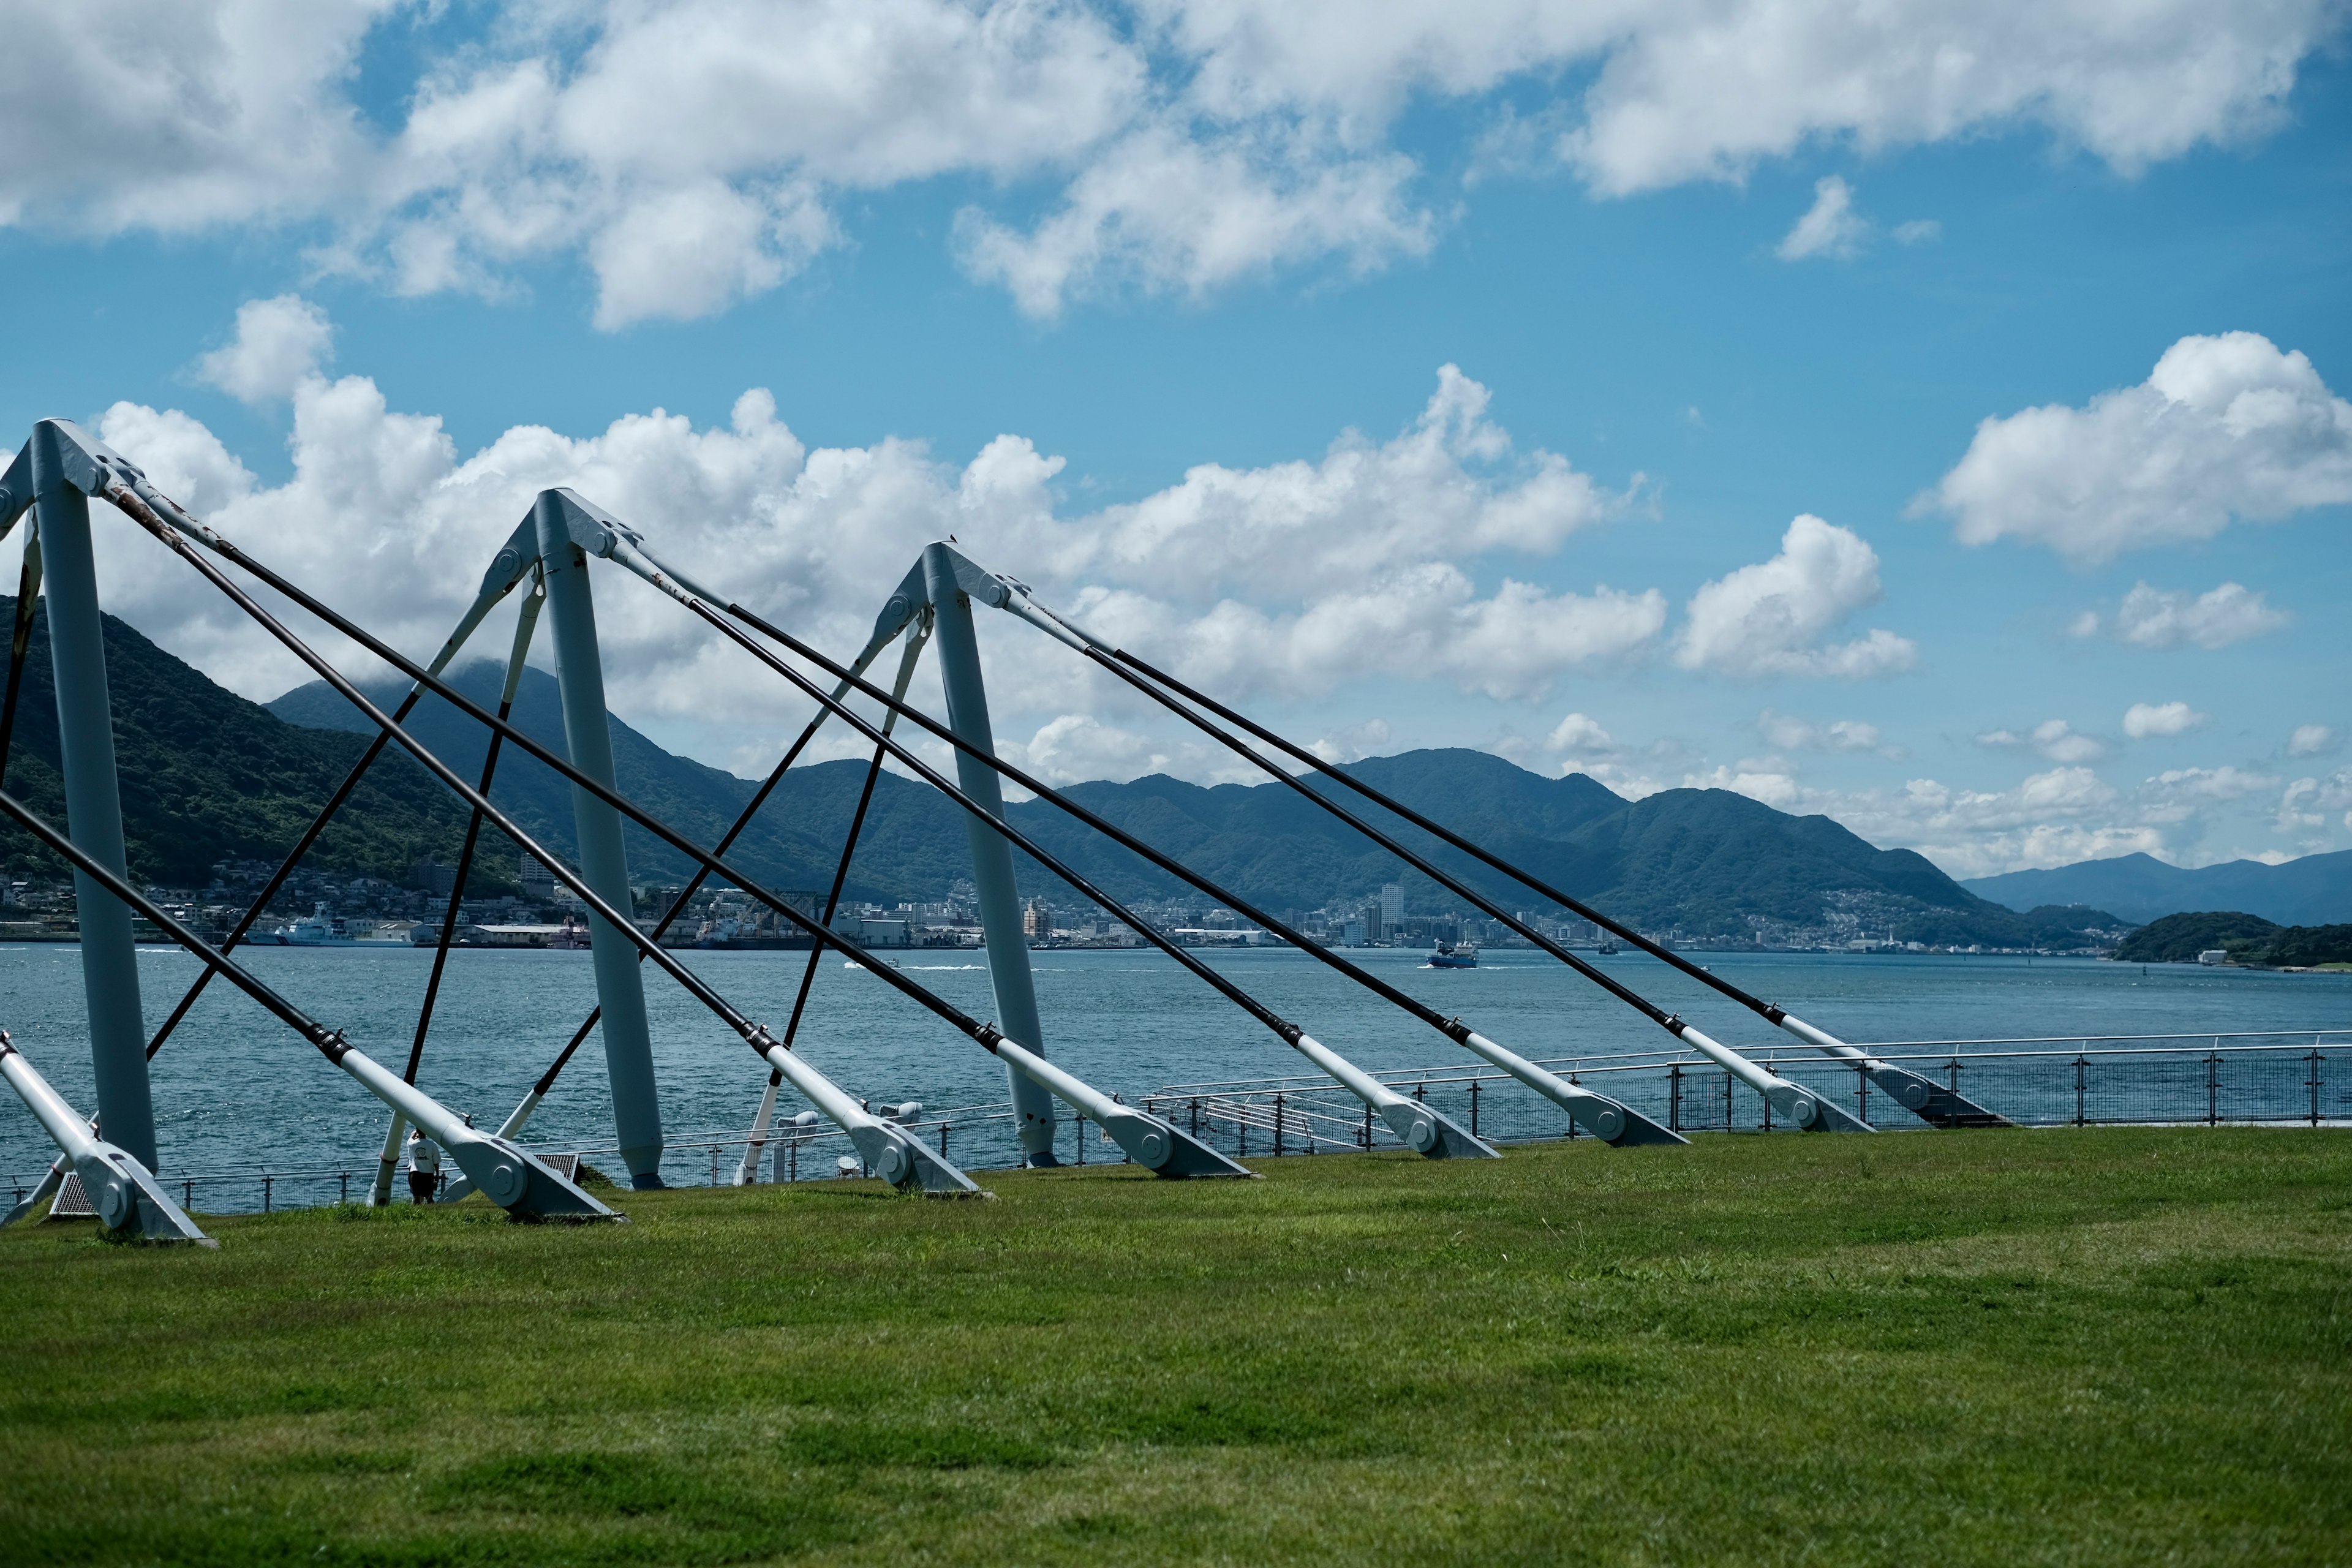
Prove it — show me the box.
[1,608,2121,949]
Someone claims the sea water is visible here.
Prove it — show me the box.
[2,943,2347,1200]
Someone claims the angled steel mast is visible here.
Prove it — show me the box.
[0,424,156,1169]
[517,494,1248,1178]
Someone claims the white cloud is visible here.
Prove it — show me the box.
[1547,712,1614,752]
[1675,515,1916,678]
[1776,176,1866,260]
[1892,218,1940,245]
[2113,581,2291,649]
[2288,723,2335,757]
[55,310,1662,735]
[955,120,1432,319]
[1978,718,2107,765]
[1922,332,2352,562]
[1757,709,1894,755]
[194,294,334,404]
[1073,363,1631,601]
[1,3,2339,322]
[2123,700,2207,739]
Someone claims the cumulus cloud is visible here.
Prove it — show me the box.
[0,3,2338,322]
[1758,709,1901,758]
[1978,718,2106,765]
[1546,712,1614,752]
[1922,332,2352,562]
[194,294,334,404]
[2123,700,2207,739]
[1776,176,1866,260]
[1674,515,1916,678]
[40,312,1661,745]
[2288,723,2335,758]
[2109,581,2291,649]
[1892,218,1941,245]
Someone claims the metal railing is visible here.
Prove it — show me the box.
[1146,1028,2352,1154]
[14,1030,2346,1217]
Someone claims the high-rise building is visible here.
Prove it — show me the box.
[1381,883,1403,928]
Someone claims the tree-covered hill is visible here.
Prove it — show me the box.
[2113,911,2352,967]
[0,597,473,888]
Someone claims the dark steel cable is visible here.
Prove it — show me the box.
[1108,647,1800,1027]
[145,692,424,1060]
[530,692,862,1098]
[0,789,351,1061]
[404,703,511,1085]
[695,595,1460,1041]
[0,551,37,793]
[1075,646,1678,1025]
[778,742,887,1052]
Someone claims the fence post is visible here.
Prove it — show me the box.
[1566,1072,1579,1139]
[263,1175,273,1214]
[1669,1063,1683,1133]
[1274,1093,1285,1157]
[1362,1104,1373,1149]
[184,1178,194,1210]
[2206,1050,2221,1126]
[1190,1097,1200,1136]
[1948,1057,1962,1094]
[1469,1077,1480,1137]
[940,1123,950,1158]
[2311,1049,2324,1128]
[1076,1114,1086,1165]
[1238,1115,1247,1158]
[1855,1063,1869,1124]
[2074,1054,2088,1127]
[1723,1068,1733,1129]
[339,1172,349,1205]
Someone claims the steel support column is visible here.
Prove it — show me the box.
[30,422,154,1170]
[534,494,665,1186]
[921,543,1057,1163]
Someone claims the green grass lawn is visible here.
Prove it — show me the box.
[2,1127,2347,1565]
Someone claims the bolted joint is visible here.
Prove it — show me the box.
[314,1028,350,1065]
[1441,1015,1472,1044]
[973,1022,1005,1053]
[1276,1021,1303,1047]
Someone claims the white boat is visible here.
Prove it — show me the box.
[273,903,356,946]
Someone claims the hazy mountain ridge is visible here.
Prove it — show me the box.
[1962,850,2352,927]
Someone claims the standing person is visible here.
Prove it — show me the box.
[405,1126,440,1205]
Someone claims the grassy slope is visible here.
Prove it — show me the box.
[1,1129,2346,1566]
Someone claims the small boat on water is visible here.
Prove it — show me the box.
[1429,942,1478,968]
[1596,936,1619,955]
[267,903,356,946]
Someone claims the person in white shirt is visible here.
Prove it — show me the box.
[405,1126,440,1204]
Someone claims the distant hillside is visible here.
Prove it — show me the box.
[2113,911,2352,968]
[1964,850,2352,926]
[6,611,2120,949]
[0,597,472,886]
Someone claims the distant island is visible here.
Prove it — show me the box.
[2112,911,2352,970]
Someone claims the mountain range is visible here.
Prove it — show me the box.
[0,597,2124,949]
[1962,850,2352,927]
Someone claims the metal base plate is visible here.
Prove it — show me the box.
[1381,1102,1501,1159]
[1866,1065,2013,1128]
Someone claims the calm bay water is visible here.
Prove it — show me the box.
[4,942,2348,1195]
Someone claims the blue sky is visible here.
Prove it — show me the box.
[1,1,2347,880]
